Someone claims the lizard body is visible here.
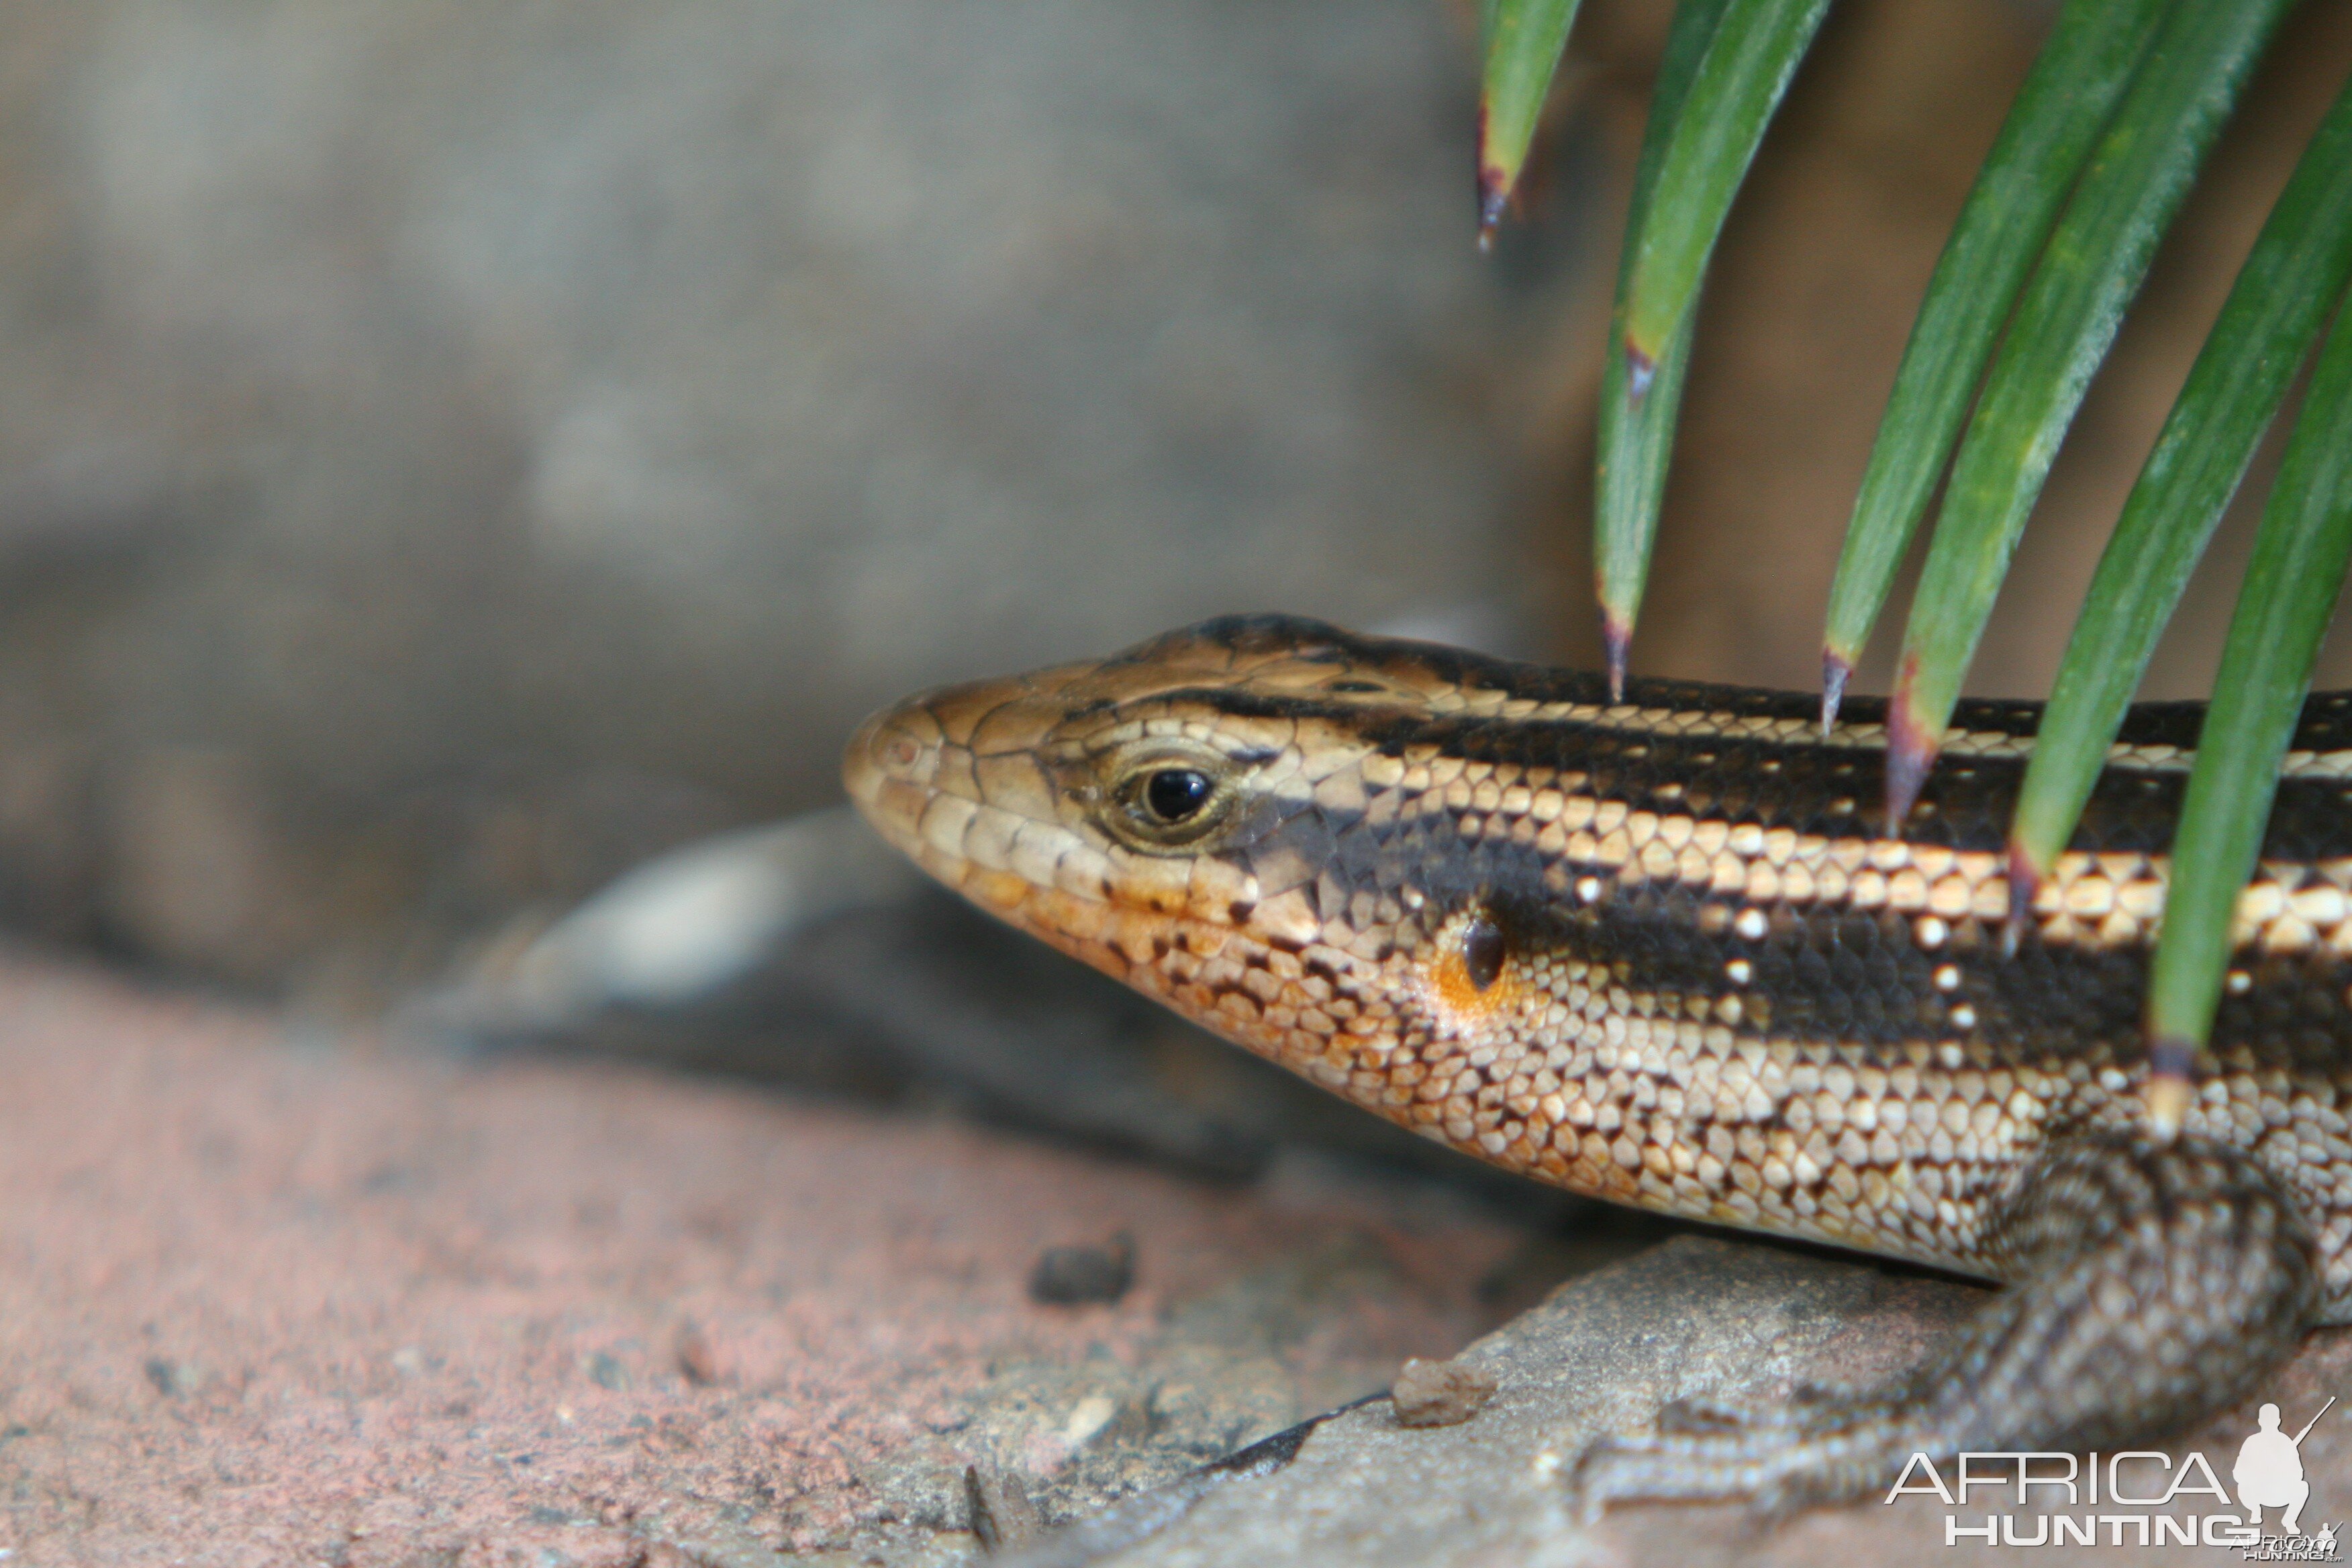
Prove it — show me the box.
[843,614,2348,1509]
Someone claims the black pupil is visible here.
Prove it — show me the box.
[1143,769,1213,824]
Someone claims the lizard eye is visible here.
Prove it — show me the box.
[1101,746,1239,850]
[1140,767,1214,825]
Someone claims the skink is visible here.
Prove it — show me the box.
[843,614,2352,1511]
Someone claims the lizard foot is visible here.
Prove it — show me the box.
[1572,1132,2318,1518]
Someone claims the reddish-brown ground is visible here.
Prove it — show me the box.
[0,953,1520,1565]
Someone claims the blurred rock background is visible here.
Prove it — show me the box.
[0,0,2343,1006]
[0,0,1600,996]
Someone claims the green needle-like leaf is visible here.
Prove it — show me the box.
[1595,0,1824,695]
[1619,0,1831,378]
[1593,0,1732,696]
[1594,313,1698,697]
[2146,285,2352,1085]
[1478,0,1588,244]
[1882,0,2294,825]
[1818,0,2165,724]
[2010,77,2352,909]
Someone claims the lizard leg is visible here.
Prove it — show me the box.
[1573,1131,2320,1515]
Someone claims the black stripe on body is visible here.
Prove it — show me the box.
[1142,611,2352,769]
[1167,687,2352,860]
[1230,763,2352,1077]
[1114,617,2352,1072]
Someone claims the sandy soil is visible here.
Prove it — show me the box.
[0,953,1520,1565]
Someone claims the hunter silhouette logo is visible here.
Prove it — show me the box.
[1884,1394,2343,1551]
[2236,1398,2333,1536]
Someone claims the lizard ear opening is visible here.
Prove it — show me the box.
[1424,903,1522,1024]
[1463,914,1507,991]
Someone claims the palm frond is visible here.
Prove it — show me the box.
[2146,288,2352,1123]
[1818,0,2165,728]
[1481,1,2352,1091]
[2010,78,2352,916]
[1877,0,2293,824]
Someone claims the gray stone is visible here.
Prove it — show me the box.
[992,1232,2352,1566]
[1055,1236,1961,1565]
[0,0,1594,989]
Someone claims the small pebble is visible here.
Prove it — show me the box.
[1391,1355,1496,1428]
[1028,1231,1136,1305]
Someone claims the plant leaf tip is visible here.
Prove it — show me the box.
[1477,166,1511,250]
[2145,1036,2198,1142]
[2001,839,2043,959]
[1820,652,1852,736]
[1881,691,1939,832]
[1602,615,1630,705]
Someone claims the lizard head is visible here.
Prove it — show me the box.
[843,614,1406,970]
[851,611,1580,1067]
[840,614,1602,1136]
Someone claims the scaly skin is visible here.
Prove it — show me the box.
[842,614,2351,1512]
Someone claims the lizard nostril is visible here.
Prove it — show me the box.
[858,716,930,783]
[842,705,940,813]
